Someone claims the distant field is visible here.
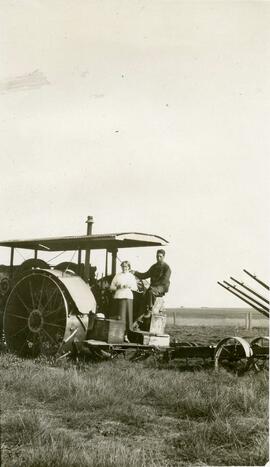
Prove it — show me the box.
[165,307,268,328]
[0,324,268,467]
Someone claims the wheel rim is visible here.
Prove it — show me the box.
[4,272,68,357]
[214,336,253,373]
[250,336,269,371]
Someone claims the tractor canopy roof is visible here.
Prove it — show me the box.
[0,232,168,252]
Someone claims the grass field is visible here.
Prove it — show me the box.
[0,324,269,467]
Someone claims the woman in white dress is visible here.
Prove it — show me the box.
[110,261,138,336]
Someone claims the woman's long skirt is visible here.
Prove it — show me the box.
[114,299,133,332]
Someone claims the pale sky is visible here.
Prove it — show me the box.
[0,1,269,307]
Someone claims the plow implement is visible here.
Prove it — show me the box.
[70,334,269,374]
[218,269,269,319]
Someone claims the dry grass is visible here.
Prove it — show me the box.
[0,325,268,466]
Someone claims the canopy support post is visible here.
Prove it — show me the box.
[111,249,118,276]
[105,249,108,276]
[84,216,94,282]
[10,247,14,279]
[78,249,82,276]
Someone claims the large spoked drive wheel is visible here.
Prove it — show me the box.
[4,272,68,357]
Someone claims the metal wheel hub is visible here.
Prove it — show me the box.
[28,309,44,333]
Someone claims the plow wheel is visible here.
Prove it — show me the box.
[249,337,269,372]
[214,337,253,374]
[3,272,69,357]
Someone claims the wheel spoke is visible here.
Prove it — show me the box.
[6,312,28,321]
[42,288,59,313]
[10,325,29,338]
[15,291,31,313]
[29,279,36,309]
[17,331,30,355]
[43,321,65,329]
[31,332,38,343]
[38,276,46,309]
[44,303,64,318]
[41,327,58,346]
[51,289,60,310]
[31,333,42,350]
[221,346,231,355]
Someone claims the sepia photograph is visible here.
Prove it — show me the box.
[0,1,269,466]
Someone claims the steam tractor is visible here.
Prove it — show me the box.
[0,216,268,372]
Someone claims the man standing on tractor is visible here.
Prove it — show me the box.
[134,249,171,313]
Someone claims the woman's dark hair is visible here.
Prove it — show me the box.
[121,261,131,270]
[157,249,165,256]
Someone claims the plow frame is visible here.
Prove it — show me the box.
[70,335,269,373]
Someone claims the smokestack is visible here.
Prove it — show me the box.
[86,216,94,236]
